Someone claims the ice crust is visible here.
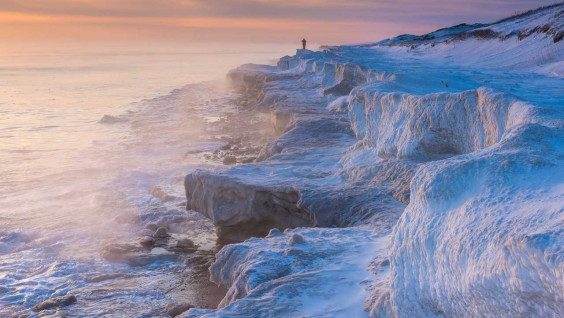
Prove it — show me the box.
[185,5,564,317]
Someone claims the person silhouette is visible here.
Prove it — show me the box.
[302,38,307,50]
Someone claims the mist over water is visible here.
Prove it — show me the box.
[0,42,294,316]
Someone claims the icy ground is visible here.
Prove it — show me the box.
[184,4,563,318]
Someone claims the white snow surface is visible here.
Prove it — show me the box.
[185,5,564,318]
[373,3,564,77]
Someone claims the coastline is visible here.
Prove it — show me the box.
[1,4,562,317]
[182,5,564,317]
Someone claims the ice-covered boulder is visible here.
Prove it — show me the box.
[185,171,314,240]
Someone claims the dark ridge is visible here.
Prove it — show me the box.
[555,31,564,42]
[451,29,500,41]
[429,23,486,35]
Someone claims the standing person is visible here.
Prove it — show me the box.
[302,38,307,50]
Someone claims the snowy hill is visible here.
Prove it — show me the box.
[371,3,564,77]
[183,4,564,317]
[377,3,563,46]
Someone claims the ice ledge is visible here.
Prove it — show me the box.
[185,53,406,240]
[184,171,314,240]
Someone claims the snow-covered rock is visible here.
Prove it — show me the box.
[181,228,388,318]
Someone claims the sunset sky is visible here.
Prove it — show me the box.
[0,0,558,45]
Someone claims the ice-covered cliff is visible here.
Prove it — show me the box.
[183,4,564,317]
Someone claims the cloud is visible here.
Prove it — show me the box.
[0,0,558,43]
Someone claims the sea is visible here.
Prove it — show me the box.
[0,41,294,317]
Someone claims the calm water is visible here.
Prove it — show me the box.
[0,42,293,316]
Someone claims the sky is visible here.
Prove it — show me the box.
[0,0,559,46]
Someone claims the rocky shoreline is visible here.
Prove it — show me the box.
[181,5,563,318]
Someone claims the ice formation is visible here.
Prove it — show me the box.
[183,228,388,318]
[184,4,564,317]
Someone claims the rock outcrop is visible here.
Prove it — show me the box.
[33,294,77,311]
